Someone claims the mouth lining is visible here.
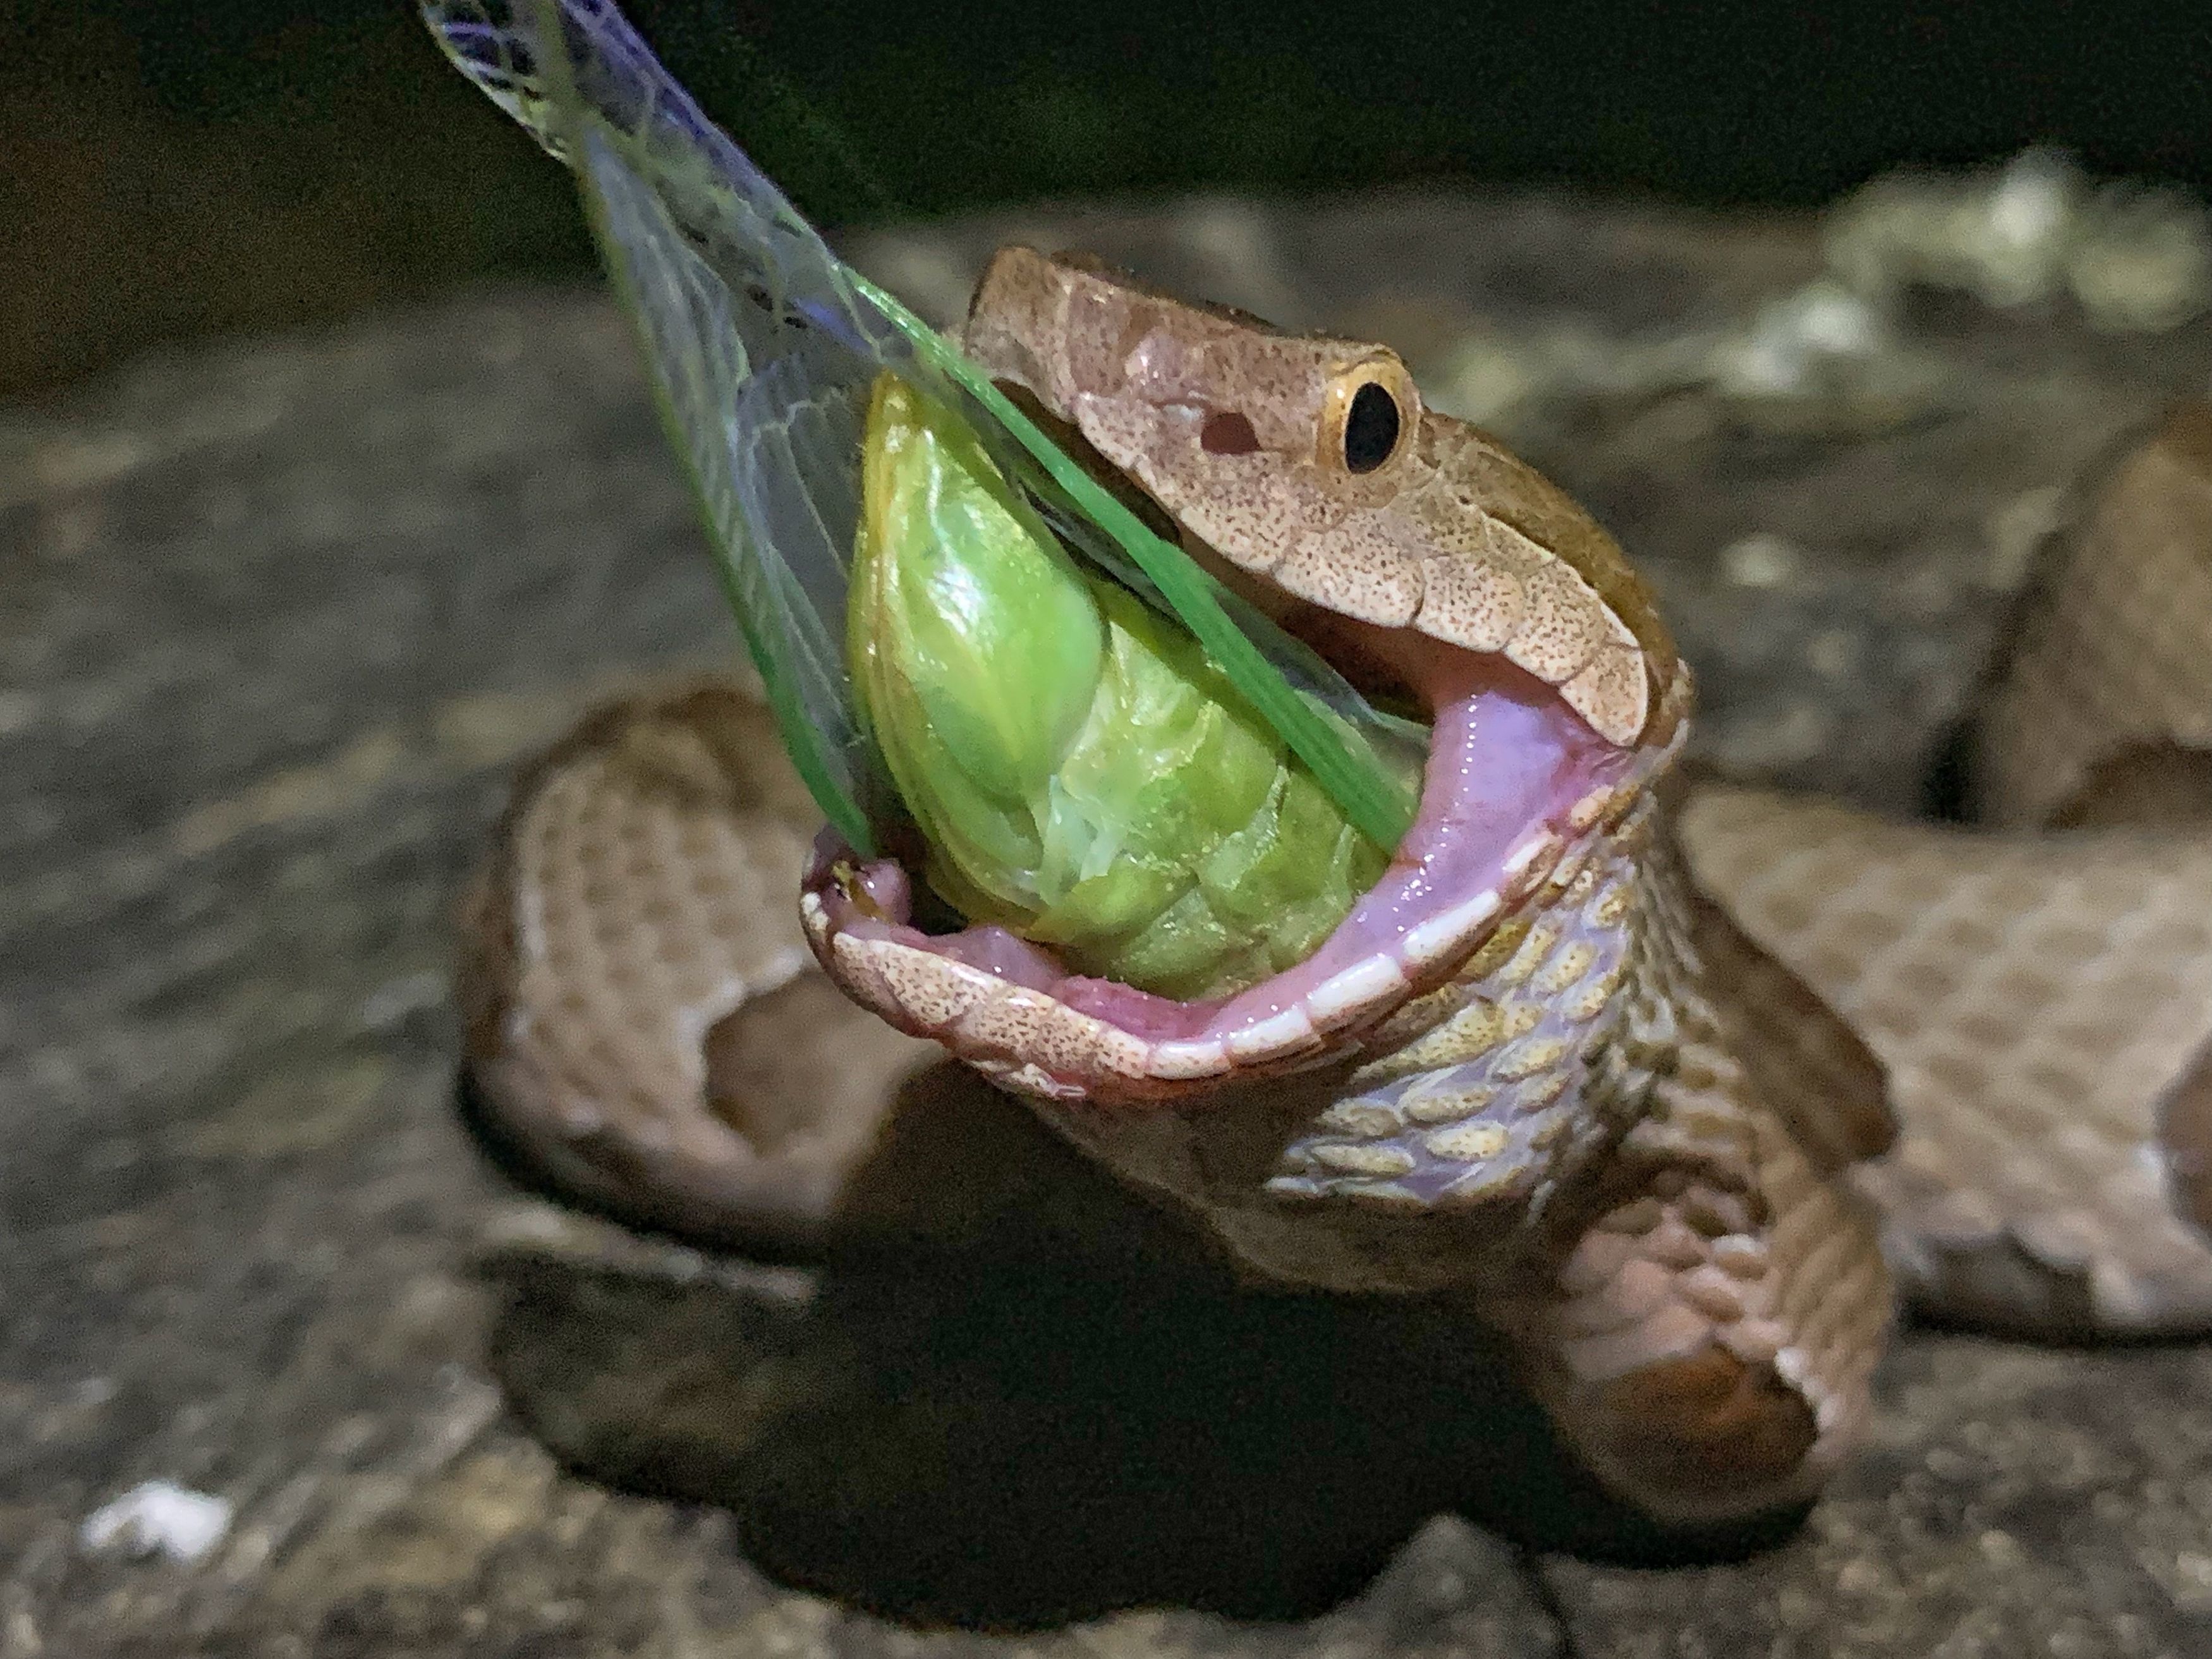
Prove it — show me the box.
[803,608,1653,1099]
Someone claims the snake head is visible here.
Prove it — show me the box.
[803,248,1690,1113]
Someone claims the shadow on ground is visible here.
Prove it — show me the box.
[468,1066,1807,1629]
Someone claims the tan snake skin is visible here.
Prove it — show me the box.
[456,262,2212,1526]
[1688,404,2212,1336]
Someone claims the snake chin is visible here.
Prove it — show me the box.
[803,645,1675,1106]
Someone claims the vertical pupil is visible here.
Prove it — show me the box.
[1343,382,1401,473]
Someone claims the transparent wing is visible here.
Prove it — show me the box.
[424,0,894,358]
[423,0,1421,851]
[580,129,878,843]
[426,0,899,847]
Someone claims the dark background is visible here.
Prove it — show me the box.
[6,0,2211,401]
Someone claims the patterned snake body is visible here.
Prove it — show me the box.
[459,256,2212,1526]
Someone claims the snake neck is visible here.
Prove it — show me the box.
[1284,784,1707,1239]
[1029,771,1725,1299]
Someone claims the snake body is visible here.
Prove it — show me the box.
[457,258,2212,1526]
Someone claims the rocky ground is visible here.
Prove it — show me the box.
[8,178,2212,1656]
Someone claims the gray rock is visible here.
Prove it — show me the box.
[8,183,2212,1656]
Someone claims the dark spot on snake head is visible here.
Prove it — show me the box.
[1200,410,1260,456]
[1342,382,1401,473]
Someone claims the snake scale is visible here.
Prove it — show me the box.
[456,251,2212,1527]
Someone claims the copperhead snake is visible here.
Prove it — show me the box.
[456,250,2212,1528]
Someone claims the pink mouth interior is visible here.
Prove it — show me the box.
[807,644,1633,1046]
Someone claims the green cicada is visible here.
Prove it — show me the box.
[851,375,1412,999]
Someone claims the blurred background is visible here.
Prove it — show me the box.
[6,0,2212,402]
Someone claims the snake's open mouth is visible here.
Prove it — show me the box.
[803,603,1663,1103]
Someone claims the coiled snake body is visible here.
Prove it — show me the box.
[458,252,2212,1526]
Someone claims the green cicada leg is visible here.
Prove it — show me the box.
[851,372,1402,1001]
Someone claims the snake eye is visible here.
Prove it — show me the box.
[1320,358,1418,477]
[1343,384,1399,473]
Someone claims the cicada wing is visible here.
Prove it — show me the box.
[728,353,871,682]
[426,0,904,846]
[579,128,880,845]
[424,0,901,358]
[425,0,1425,852]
